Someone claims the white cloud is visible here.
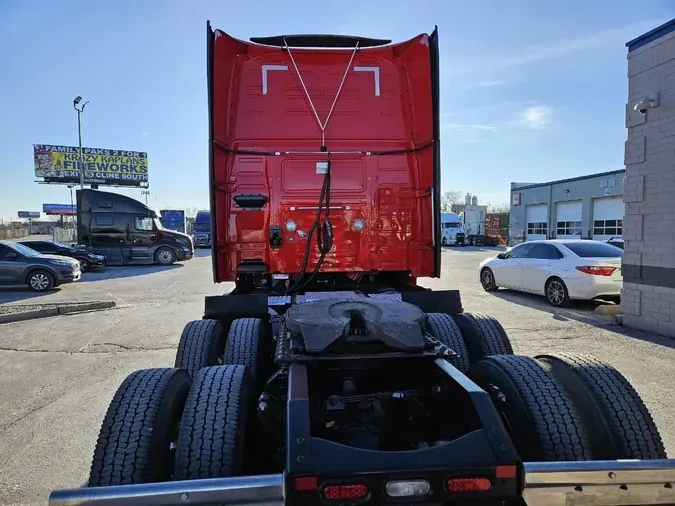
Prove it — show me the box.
[471,80,507,88]
[443,122,498,132]
[443,19,668,76]
[511,105,552,129]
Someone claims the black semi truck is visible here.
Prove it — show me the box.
[76,189,194,266]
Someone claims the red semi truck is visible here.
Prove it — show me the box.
[49,22,674,506]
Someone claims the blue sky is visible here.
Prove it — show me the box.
[0,0,672,221]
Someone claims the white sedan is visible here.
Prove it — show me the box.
[478,239,623,307]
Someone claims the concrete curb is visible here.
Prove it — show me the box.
[0,301,116,324]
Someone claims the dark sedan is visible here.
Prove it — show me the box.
[18,240,106,272]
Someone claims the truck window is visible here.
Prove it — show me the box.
[135,217,154,231]
[95,216,114,226]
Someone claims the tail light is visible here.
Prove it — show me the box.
[323,484,369,500]
[385,480,431,497]
[575,265,617,276]
[447,477,492,492]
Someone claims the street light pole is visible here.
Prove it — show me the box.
[73,96,89,190]
[68,185,75,228]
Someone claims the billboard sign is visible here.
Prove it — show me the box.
[34,144,149,187]
[43,204,76,216]
[18,211,41,218]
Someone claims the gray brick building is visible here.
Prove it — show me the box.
[622,20,675,338]
[509,170,625,246]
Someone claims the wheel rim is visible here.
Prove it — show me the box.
[442,238,447,246]
[481,269,493,289]
[547,281,565,305]
[30,273,49,290]
[80,260,88,271]
[158,250,173,264]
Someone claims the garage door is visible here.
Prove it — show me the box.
[526,204,548,241]
[592,196,624,241]
[555,200,582,238]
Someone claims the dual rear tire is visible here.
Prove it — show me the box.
[426,312,666,461]
[469,353,667,461]
[426,312,513,374]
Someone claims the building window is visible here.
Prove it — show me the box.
[527,222,548,236]
[556,221,582,236]
[593,219,622,236]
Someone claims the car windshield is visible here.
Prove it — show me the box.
[194,223,210,231]
[444,222,462,228]
[8,242,41,257]
[564,242,623,258]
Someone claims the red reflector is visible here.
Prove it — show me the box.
[447,477,492,492]
[575,265,617,276]
[295,476,318,491]
[323,484,369,500]
[496,465,517,479]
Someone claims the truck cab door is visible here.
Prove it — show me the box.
[130,216,155,262]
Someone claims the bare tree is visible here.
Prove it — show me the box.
[184,207,198,219]
[440,190,463,212]
[486,201,511,213]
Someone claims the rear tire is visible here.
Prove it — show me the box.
[452,312,513,364]
[470,355,592,461]
[426,313,471,374]
[545,277,571,307]
[175,319,226,379]
[223,318,264,380]
[174,365,253,479]
[88,368,191,486]
[536,353,667,459]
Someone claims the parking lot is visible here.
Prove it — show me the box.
[1,247,674,505]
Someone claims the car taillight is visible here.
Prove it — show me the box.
[575,265,617,276]
[323,484,369,500]
[446,477,492,493]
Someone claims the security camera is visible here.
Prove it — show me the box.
[634,93,660,114]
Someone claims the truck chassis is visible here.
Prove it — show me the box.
[49,289,675,506]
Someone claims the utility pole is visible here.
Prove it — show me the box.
[141,190,150,206]
[68,185,75,228]
[73,96,89,190]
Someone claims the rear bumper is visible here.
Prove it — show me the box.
[49,459,675,506]
[567,275,622,300]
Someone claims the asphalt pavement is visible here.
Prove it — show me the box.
[0,246,673,505]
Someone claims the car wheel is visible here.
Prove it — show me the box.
[546,277,571,307]
[155,247,176,266]
[79,259,89,272]
[442,237,447,247]
[27,270,54,292]
[480,267,498,292]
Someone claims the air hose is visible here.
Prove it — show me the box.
[283,156,333,294]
